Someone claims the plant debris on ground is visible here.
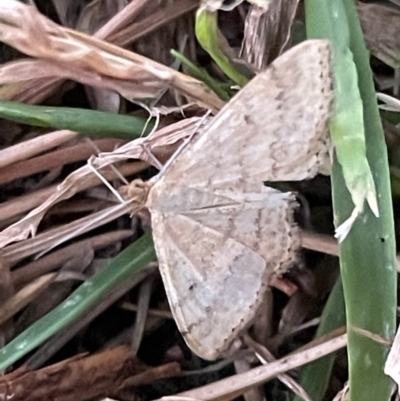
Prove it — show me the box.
[0,1,398,401]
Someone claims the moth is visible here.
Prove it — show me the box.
[123,39,332,360]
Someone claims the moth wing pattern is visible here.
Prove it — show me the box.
[158,39,332,192]
[148,186,299,359]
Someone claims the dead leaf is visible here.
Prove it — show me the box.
[240,0,300,71]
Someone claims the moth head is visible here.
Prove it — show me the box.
[119,179,152,211]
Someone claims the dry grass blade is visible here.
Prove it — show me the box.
[104,0,199,47]
[96,116,209,165]
[233,357,264,401]
[2,203,131,263]
[75,0,131,34]
[0,160,145,235]
[240,0,299,71]
[0,273,56,326]
[0,0,223,112]
[11,230,133,288]
[0,130,77,169]
[0,118,202,248]
[162,334,347,401]
[384,324,400,387]
[0,117,208,223]
[0,0,199,103]
[357,1,400,97]
[0,76,61,104]
[301,230,400,271]
[130,277,153,356]
[94,0,152,39]
[0,185,58,224]
[357,1,400,69]
[300,230,339,257]
[0,138,123,186]
[244,335,313,401]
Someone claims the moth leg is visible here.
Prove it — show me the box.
[140,142,164,170]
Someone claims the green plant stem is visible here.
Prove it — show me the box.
[195,8,249,87]
[0,234,156,372]
[305,0,397,400]
[293,279,346,401]
[0,100,153,140]
[170,49,231,101]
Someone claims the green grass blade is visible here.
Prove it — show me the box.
[170,49,231,101]
[305,0,397,400]
[380,109,400,126]
[307,0,377,240]
[195,7,249,87]
[293,279,346,401]
[0,100,154,140]
[0,234,156,372]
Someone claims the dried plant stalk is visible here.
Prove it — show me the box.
[357,2,400,69]
[241,0,299,71]
[0,0,224,112]
[0,117,203,248]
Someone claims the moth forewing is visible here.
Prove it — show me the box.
[154,40,332,191]
[149,205,268,360]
